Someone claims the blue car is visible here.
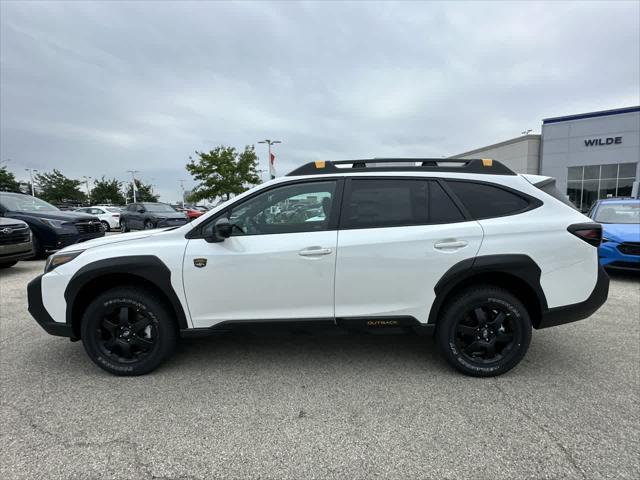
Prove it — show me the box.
[589,198,640,270]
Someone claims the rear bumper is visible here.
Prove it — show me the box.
[27,275,74,338]
[537,264,609,329]
[157,219,188,228]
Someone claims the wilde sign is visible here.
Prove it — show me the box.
[584,136,622,147]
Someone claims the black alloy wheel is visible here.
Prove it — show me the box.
[144,219,154,230]
[96,303,158,364]
[454,304,518,364]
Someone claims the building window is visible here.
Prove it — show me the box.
[567,163,637,212]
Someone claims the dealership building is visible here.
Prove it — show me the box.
[454,106,640,211]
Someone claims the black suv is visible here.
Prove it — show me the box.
[120,202,188,231]
[0,192,104,257]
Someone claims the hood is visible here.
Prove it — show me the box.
[602,223,640,243]
[0,217,28,227]
[9,210,97,222]
[57,229,162,252]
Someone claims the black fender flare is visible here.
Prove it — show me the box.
[427,254,548,325]
[64,255,189,329]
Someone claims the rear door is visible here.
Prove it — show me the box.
[334,178,484,323]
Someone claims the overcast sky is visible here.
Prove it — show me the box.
[1,0,639,202]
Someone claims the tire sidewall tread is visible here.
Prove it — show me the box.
[80,286,176,376]
[436,286,532,377]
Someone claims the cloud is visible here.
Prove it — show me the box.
[1,0,638,201]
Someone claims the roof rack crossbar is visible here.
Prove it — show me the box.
[287,158,516,176]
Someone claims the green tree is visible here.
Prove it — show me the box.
[0,166,20,192]
[35,169,85,204]
[91,177,126,205]
[123,179,159,203]
[186,145,260,202]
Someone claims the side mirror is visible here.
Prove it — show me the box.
[205,217,233,243]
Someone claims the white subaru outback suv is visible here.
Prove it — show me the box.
[27,159,609,377]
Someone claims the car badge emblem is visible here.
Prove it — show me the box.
[193,258,207,268]
[0,228,11,234]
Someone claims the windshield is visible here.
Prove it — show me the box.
[105,207,121,213]
[144,203,177,213]
[594,203,640,224]
[0,193,60,212]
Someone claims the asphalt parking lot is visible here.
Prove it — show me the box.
[1,260,638,480]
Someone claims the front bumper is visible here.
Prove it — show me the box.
[537,264,609,329]
[27,275,74,338]
[0,241,34,263]
[598,242,640,270]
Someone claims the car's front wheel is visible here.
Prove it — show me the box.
[80,286,177,376]
[120,219,129,232]
[143,219,155,230]
[436,286,532,377]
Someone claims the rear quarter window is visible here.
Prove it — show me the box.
[446,180,533,219]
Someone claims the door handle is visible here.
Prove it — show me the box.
[298,247,332,256]
[434,240,468,250]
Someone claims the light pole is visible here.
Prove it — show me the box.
[25,168,38,196]
[179,180,186,207]
[257,139,281,179]
[127,170,140,203]
[82,176,92,204]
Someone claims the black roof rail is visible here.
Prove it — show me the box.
[287,158,516,176]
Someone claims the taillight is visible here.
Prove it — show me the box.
[112,214,120,217]
[568,223,602,247]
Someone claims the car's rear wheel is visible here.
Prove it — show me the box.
[436,286,532,377]
[100,220,110,232]
[80,286,177,376]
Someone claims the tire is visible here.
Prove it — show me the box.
[120,220,129,232]
[100,220,110,232]
[80,286,177,376]
[436,286,532,377]
[31,235,47,259]
[0,261,18,269]
[144,219,155,230]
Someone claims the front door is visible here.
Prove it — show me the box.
[183,179,342,328]
[334,178,484,323]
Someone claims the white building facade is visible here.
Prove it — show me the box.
[540,106,639,211]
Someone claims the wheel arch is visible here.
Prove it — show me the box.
[65,255,189,338]
[428,255,548,329]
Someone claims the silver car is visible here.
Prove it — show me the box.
[0,217,33,269]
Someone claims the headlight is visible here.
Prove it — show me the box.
[44,250,84,273]
[39,218,69,229]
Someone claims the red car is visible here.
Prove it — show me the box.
[183,207,204,221]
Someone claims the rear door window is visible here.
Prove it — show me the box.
[341,179,464,229]
[446,181,531,219]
